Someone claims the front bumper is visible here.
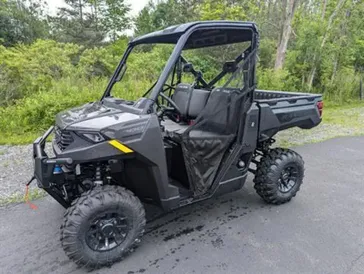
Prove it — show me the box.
[33,126,73,208]
[33,126,73,188]
[33,126,136,208]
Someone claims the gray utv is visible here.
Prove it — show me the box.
[31,21,323,268]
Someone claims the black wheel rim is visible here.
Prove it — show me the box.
[86,212,129,252]
[278,165,299,193]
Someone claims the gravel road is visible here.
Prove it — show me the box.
[0,143,54,202]
[1,137,364,274]
[0,144,35,201]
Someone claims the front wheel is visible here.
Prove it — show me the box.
[61,185,146,268]
[254,148,304,205]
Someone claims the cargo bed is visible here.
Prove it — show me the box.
[253,90,323,141]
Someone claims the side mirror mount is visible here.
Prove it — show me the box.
[183,63,194,73]
[223,61,237,73]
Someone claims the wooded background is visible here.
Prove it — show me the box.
[0,0,363,142]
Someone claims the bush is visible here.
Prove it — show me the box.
[323,67,361,103]
[0,40,81,105]
[0,77,105,143]
[257,68,296,91]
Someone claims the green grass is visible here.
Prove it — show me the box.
[0,188,46,207]
[0,133,41,145]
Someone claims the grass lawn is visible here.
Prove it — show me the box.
[0,189,46,207]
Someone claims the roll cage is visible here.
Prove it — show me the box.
[101,21,259,113]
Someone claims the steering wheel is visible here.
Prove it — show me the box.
[158,91,182,115]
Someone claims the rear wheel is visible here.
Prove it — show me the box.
[254,148,304,205]
[61,185,146,269]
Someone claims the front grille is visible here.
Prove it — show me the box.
[55,127,73,151]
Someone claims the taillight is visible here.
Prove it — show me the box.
[317,101,323,117]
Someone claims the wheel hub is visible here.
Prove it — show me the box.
[101,223,115,236]
[278,165,298,193]
[85,212,129,252]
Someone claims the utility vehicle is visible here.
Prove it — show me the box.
[31,21,323,268]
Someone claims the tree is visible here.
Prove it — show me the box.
[134,0,199,36]
[99,0,131,41]
[50,0,131,45]
[0,0,49,46]
[307,0,347,88]
[50,0,104,45]
[274,0,298,70]
[134,4,154,36]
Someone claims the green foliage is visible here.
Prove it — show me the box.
[100,0,131,41]
[257,69,295,91]
[0,40,81,104]
[0,0,364,145]
[0,42,174,144]
[134,0,199,36]
[106,36,128,56]
[0,77,105,144]
[78,47,115,77]
[258,38,276,69]
[0,0,49,46]
[199,0,251,21]
[323,67,361,103]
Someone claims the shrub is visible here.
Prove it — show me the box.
[0,40,81,104]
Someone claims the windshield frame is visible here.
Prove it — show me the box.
[101,23,259,114]
[100,35,187,111]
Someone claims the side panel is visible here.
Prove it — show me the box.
[218,105,259,186]
[257,97,322,140]
[238,104,259,152]
[103,114,180,209]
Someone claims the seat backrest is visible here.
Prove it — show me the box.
[194,87,242,134]
[172,83,211,120]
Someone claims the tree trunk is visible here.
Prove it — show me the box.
[277,0,287,46]
[274,0,297,71]
[267,0,272,19]
[94,0,98,31]
[308,0,347,89]
[331,57,338,84]
[79,0,83,25]
[321,0,327,20]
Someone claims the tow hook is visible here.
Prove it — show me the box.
[24,176,38,210]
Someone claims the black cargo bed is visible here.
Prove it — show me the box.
[253,90,323,141]
[254,89,321,103]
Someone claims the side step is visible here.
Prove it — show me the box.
[169,179,191,200]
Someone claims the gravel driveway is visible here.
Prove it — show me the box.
[0,143,54,203]
[0,144,35,201]
[1,137,364,274]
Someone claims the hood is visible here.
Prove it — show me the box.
[56,102,140,131]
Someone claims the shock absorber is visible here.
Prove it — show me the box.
[94,165,103,185]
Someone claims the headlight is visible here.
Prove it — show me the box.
[80,132,105,143]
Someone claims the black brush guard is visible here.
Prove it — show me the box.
[33,126,73,207]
